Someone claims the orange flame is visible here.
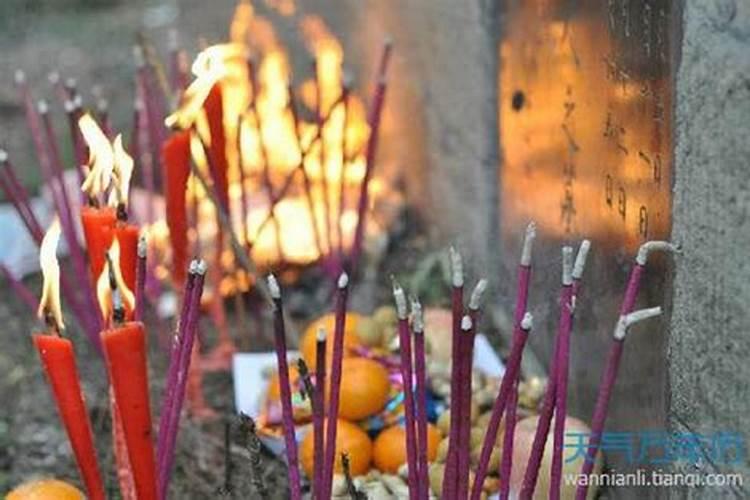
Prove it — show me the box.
[38,218,64,330]
[109,134,134,208]
[96,239,135,320]
[79,113,114,199]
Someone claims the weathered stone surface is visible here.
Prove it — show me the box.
[667,0,750,497]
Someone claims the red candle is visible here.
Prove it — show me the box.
[102,321,157,500]
[81,206,116,282]
[161,130,191,286]
[203,83,229,212]
[115,222,139,294]
[33,334,105,500]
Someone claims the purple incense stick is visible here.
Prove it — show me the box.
[134,235,147,322]
[550,240,591,500]
[499,377,521,500]
[575,240,676,499]
[456,314,476,500]
[321,272,350,500]
[547,247,577,500]
[393,281,418,500]
[158,261,206,500]
[470,312,534,500]
[349,39,392,272]
[268,275,302,500]
[313,327,327,500]
[574,306,662,500]
[156,263,197,477]
[519,246,574,500]
[410,297,429,500]
[442,247,464,500]
[470,224,536,500]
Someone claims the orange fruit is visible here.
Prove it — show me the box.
[334,357,391,421]
[300,312,363,371]
[266,365,300,403]
[300,419,373,477]
[7,479,85,500]
[372,423,442,473]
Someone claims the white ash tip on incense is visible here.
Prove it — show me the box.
[461,314,473,332]
[48,71,59,84]
[188,259,199,274]
[521,312,534,331]
[572,239,592,280]
[137,235,147,258]
[410,297,424,333]
[267,274,281,299]
[0,149,8,163]
[392,281,408,320]
[97,99,109,112]
[449,246,464,287]
[521,221,536,266]
[469,279,488,310]
[337,272,349,289]
[14,70,26,84]
[64,100,76,113]
[64,77,77,90]
[562,246,574,285]
[383,36,394,49]
[195,259,208,275]
[316,326,327,343]
[613,306,662,340]
[36,100,49,115]
[636,241,680,265]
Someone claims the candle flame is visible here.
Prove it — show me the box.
[109,134,135,208]
[38,218,64,331]
[79,113,114,199]
[165,49,230,130]
[96,238,135,320]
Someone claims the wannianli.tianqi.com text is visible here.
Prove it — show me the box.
[565,470,744,488]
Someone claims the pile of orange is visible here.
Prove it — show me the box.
[300,419,373,476]
[270,311,445,477]
[373,423,442,473]
[7,479,85,500]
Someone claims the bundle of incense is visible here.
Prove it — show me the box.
[321,272,350,500]
[549,240,591,499]
[392,280,418,500]
[470,224,536,499]
[33,219,105,500]
[575,241,677,499]
[519,246,575,499]
[410,297,429,500]
[156,265,198,468]
[442,246,464,499]
[157,261,207,500]
[267,275,302,500]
